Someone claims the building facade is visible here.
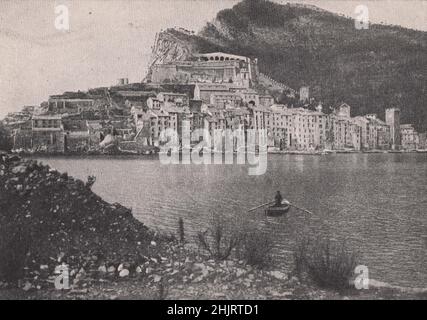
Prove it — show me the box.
[385,108,401,150]
[31,115,65,153]
[400,124,419,150]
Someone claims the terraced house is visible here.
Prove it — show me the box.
[31,115,65,153]
[400,124,419,150]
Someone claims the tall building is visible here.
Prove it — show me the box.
[353,116,370,150]
[400,124,419,150]
[385,108,401,149]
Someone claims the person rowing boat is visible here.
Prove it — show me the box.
[274,191,283,207]
[265,191,290,216]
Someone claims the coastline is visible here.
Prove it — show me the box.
[14,149,426,159]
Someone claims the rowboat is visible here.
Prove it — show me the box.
[264,200,290,217]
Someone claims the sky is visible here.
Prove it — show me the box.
[0,0,425,118]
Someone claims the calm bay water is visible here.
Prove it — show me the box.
[35,153,427,288]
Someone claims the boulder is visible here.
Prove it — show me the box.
[145,267,153,274]
[269,271,288,281]
[22,282,32,292]
[119,269,129,278]
[12,165,27,174]
[98,265,107,273]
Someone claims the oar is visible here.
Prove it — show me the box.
[248,201,274,212]
[286,202,314,215]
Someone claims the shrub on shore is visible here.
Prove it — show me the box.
[195,215,273,267]
[239,228,273,268]
[177,217,185,243]
[293,237,357,291]
[196,215,243,261]
[293,237,310,277]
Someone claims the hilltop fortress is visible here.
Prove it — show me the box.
[150,52,259,88]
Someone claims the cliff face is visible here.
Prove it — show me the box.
[145,0,427,130]
[144,29,199,82]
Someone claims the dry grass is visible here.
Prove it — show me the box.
[196,215,243,261]
[177,217,185,243]
[195,215,273,267]
[293,237,357,291]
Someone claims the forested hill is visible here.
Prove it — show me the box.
[153,0,426,130]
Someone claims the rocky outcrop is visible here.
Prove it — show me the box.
[144,29,198,82]
[0,152,156,288]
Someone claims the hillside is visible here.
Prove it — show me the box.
[146,0,427,131]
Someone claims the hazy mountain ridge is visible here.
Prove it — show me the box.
[147,0,427,130]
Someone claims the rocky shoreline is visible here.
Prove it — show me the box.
[1,240,425,300]
[0,152,425,300]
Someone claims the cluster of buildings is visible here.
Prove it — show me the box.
[3,51,426,154]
